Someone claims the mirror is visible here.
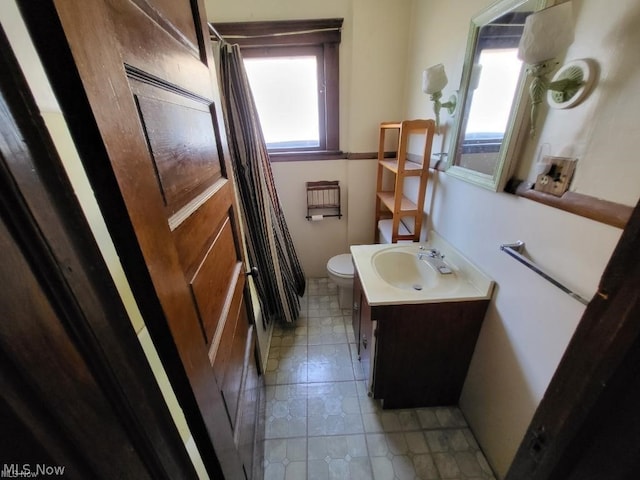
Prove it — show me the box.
[447,0,549,190]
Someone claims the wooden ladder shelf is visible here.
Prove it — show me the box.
[375,119,436,243]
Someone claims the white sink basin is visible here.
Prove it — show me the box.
[351,231,494,305]
[372,250,442,291]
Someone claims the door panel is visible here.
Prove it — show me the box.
[215,274,249,429]
[109,1,212,96]
[214,298,250,430]
[19,0,256,478]
[172,181,236,275]
[134,87,223,215]
[130,0,200,52]
[190,218,241,344]
[224,301,251,427]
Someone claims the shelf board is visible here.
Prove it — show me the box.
[379,121,402,129]
[379,119,435,131]
[377,191,418,213]
[515,184,633,229]
[379,159,424,175]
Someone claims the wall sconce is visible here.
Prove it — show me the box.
[518,1,593,137]
[422,63,458,131]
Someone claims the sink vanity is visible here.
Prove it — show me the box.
[350,232,494,409]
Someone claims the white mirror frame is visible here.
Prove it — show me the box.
[446,0,549,191]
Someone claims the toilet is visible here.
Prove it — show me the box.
[326,253,354,309]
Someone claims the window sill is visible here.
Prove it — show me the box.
[269,150,345,162]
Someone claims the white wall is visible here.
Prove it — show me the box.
[404,0,639,477]
[271,159,378,277]
[347,0,413,151]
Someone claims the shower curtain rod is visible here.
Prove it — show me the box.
[221,27,340,39]
[208,24,225,43]
[208,24,340,42]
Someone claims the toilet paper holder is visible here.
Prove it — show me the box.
[306,181,342,220]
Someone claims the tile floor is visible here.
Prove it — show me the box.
[263,278,496,480]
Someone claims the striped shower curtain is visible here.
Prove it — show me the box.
[218,43,306,324]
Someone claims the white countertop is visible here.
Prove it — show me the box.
[350,231,495,306]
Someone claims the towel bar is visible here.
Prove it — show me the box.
[500,241,589,306]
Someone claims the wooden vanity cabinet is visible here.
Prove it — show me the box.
[352,272,489,409]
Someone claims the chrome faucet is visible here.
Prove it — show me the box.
[417,247,452,274]
[417,247,443,260]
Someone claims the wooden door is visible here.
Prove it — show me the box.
[18,0,253,478]
[0,213,151,479]
[1,27,197,477]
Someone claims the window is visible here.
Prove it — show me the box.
[213,19,343,160]
[243,48,321,150]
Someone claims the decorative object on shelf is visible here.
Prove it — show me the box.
[306,180,342,220]
[533,155,577,197]
[422,63,458,131]
[517,1,594,136]
[547,59,596,109]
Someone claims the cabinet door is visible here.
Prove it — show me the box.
[352,272,363,355]
[360,297,374,393]
[373,301,488,408]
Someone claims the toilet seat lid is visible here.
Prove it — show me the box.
[327,254,354,277]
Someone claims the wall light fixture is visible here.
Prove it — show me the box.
[517,1,594,137]
[422,63,457,131]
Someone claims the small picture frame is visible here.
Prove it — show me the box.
[534,156,577,197]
